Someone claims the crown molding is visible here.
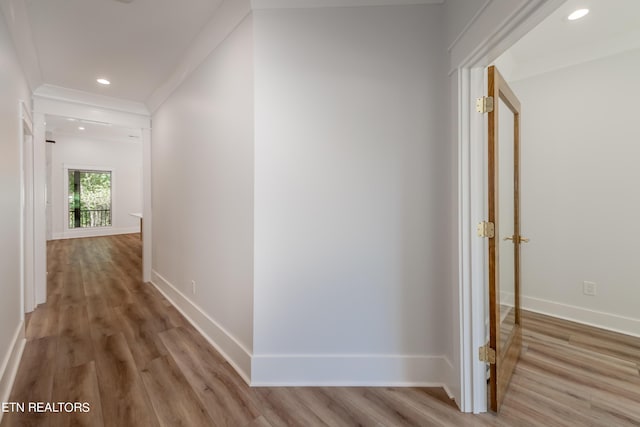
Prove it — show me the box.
[34,84,149,116]
[251,0,444,9]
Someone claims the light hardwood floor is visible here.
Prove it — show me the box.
[2,234,640,426]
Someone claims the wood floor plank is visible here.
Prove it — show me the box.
[1,336,58,427]
[86,294,119,342]
[244,416,274,427]
[56,304,95,370]
[254,388,328,427]
[8,235,640,427]
[26,303,60,340]
[113,303,169,370]
[50,361,105,427]
[59,270,86,308]
[158,326,261,427]
[140,355,215,427]
[94,333,160,427]
[292,387,371,427]
[369,387,494,427]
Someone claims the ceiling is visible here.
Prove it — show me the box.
[25,0,223,103]
[46,114,142,141]
[497,0,640,82]
[17,0,640,113]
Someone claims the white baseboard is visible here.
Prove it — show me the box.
[150,270,252,384]
[440,356,458,404]
[251,353,454,388]
[52,226,139,240]
[522,295,640,338]
[0,321,26,423]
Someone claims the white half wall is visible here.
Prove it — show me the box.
[511,48,640,337]
[151,14,255,378]
[253,4,452,387]
[49,135,142,240]
[0,6,30,416]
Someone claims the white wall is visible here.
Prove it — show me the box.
[49,135,142,239]
[151,15,254,379]
[252,5,451,385]
[511,48,640,335]
[0,6,31,412]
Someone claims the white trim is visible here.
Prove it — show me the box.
[19,100,35,315]
[146,1,252,113]
[251,0,443,9]
[447,0,493,53]
[150,270,252,384]
[52,227,139,241]
[33,96,150,130]
[251,353,454,388]
[33,112,47,306]
[141,128,151,283]
[31,93,151,309]
[0,321,26,424]
[522,296,640,339]
[454,0,565,413]
[34,84,149,116]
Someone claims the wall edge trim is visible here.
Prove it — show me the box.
[523,295,640,338]
[52,227,140,240]
[150,270,252,384]
[250,353,454,387]
[0,321,26,423]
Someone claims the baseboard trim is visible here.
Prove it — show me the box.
[522,295,640,338]
[251,353,453,387]
[0,321,26,423]
[150,270,252,384]
[440,356,458,403]
[52,226,139,240]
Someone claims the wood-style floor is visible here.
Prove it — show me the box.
[2,234,640,426]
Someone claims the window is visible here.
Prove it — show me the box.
[68,169,112,228]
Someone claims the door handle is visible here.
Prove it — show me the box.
[504,235,530,243]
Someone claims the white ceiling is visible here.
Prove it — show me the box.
[46,114,142,141]
[25,0,223,103]
[497,0,640,82]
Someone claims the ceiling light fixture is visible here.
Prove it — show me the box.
[96,78,111,85]
[567,8,589,21]
[78,126,85,130]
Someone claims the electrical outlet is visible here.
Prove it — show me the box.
[191,280,196,295]
[583,281,597,296]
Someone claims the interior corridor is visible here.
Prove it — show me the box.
[2,235,639,426]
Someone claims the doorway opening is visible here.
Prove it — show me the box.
[460,0,640,416]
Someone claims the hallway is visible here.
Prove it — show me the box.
[0,235,471,426]
[3,235,640,426]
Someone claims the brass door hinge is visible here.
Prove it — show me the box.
[476,96,494,113]
[479,344,496,364]
[477,221,495,238]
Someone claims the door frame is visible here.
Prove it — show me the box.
[20,101,35,316]
[31,93,153,307]
[454,0,565,413]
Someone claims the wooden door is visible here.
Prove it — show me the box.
[487,65,527,412]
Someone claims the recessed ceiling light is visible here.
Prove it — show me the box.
[78,126,85,131]
[96,78,111,85]
[568,8,589,21]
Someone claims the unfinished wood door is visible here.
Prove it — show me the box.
[487,65,527,412]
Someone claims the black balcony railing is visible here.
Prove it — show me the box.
[69,209,112,228]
